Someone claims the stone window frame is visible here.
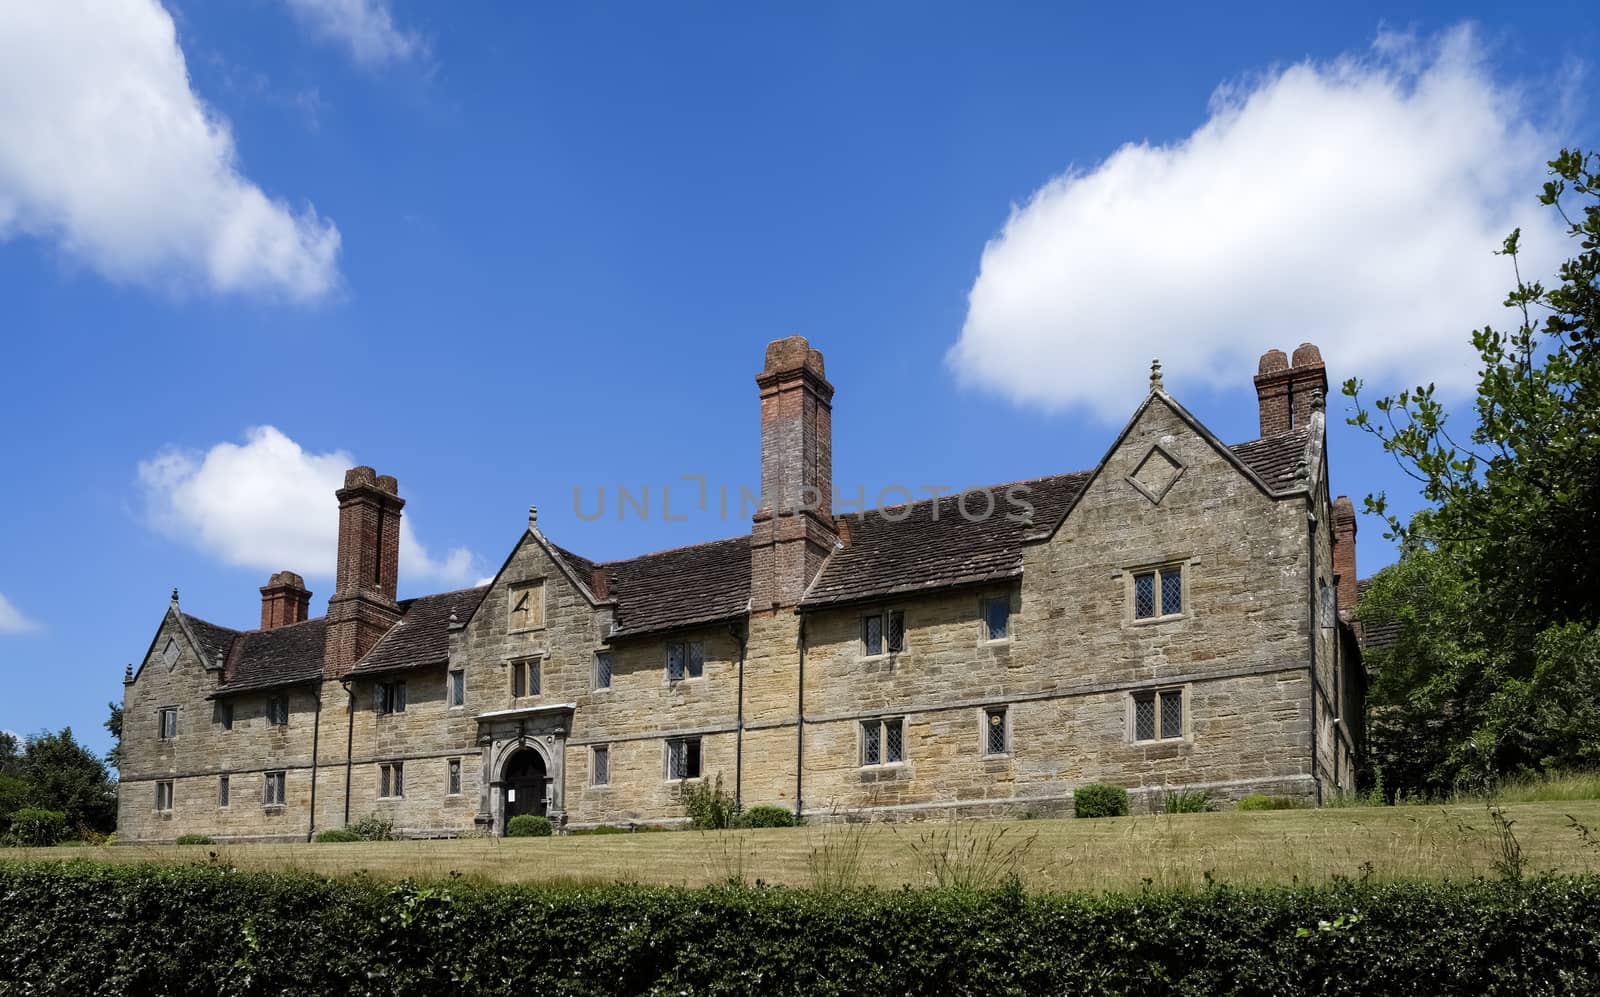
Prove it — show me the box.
[664,736,703,782]
[506,579,547,634]
[591,745,611,787]
[215,700,234,731]
[1124,559,1192,626]
[1128,686,1189,744]
[154,780,174,813]
[980,593,1013,644]
[448,669,466,710]
[593,650,614,692]
[447,758,462,797]
[157,706,178,741]
[375,679,408,716]
[379,761,405,800]
[859,716,906,768]
[267,695,289,727]
[980,705,1011,758]
[860,608,907,659]
[510,656,542,699]
[262,770,286,809]
[218,775,230,809]
[665,640,705,684]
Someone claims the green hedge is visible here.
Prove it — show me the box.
[741,805,798,828]
[1073,783,1128,818]
[2,863,1598,995]
[506,815,552,837]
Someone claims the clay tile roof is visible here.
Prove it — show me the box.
[181,613,239,669]
[210,618,326,696]
[1228,428,1311,491]
[550,544,601,596]
[800,472,1091,609]
[602,535,751,638]
[1355,578,1402,655]
[347,586,489,678]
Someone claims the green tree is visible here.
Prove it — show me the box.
[18,728,116,834]
[1347,149,1600,795]
[104,702,123,771]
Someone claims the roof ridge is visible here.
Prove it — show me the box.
[597,532,749,567]
[838,469,1093,521]
[180,611,241,636]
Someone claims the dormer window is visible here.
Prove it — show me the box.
[507,581,545,633]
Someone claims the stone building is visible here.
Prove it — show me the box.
[116,337,1365,842]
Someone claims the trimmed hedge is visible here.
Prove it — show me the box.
[315,829,362,843]
[1073,783,1129,818]
[506,815,552,837]
[741,806,799,828]
[2,863,1598,995]
[174,834,215,846]
[1239,794,1307,811]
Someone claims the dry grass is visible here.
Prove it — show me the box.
[9,800,1600,892]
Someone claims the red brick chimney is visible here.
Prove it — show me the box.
[750,335,837,610]
[259,570,312,630]
[1255,343,1328,436]
[323,466,405,678]
[1331,495,1358,621]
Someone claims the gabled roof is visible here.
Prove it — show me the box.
[347,586,488,678]
[602,535,751,638]
[211,617,326,696]
[800,472,1090,609]
[795,414,1312,610]
[182,613,238,670]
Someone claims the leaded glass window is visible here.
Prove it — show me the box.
[594,652,613,690]
[1133,689,1185,742]
[984,596,1011,641]
[984,707,1008,756]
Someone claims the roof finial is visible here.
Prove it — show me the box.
[1149,358,1164,391]
[123,663,134,684]
[1311,388,1325,412]
[170,587,179,606]
[528,505,538,530]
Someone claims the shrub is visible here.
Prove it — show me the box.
[507,815,552,838]
[8,808,67,847]
[348,813,395,841]
[1073,784,1128,818]
[680,774,737,830]
[175,834,214,846]
[315,829,361,843]
[1163,789,1213,814]
[741,805,798,828]
[2,863,1599,994]
[1237,794,1306,811]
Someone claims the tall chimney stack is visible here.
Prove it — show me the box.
[323,467,405,678]
[1331,495,1358,621]
[259,571,312,630]
[1255,343,1328,437]
[750,335,837,610]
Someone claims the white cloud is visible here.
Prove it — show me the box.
[284,0,425,67]
[948,26,1571,421]
[138,426,478,589]
[0,0,340,300]
[0,594,42,636]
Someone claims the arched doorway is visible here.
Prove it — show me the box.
[502,748,548,830]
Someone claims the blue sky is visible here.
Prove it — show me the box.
[0,1,1595,761]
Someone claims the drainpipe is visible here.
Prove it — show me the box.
[730,619,748,812]
[1307,506,1322,805]
[794,614,806,821]
[306,685,323,842]
[340,676,355,827]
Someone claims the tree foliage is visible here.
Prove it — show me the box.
[0,728,118,837]
[1348,150,1600,795]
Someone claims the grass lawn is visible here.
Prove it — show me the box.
[8,799,1600,892]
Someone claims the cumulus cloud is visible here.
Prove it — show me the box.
[138,427,478,589]
[0,0,340,300]
[0,594,42,636]
[284,0,425,67]
[948,25,1571,421]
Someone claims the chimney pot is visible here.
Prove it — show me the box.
[260,570,313,630]
[1254,344,1328,436]
[325,466,406,679]
[752,336,837,610]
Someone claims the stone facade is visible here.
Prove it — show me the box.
[117,337,1364,842]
